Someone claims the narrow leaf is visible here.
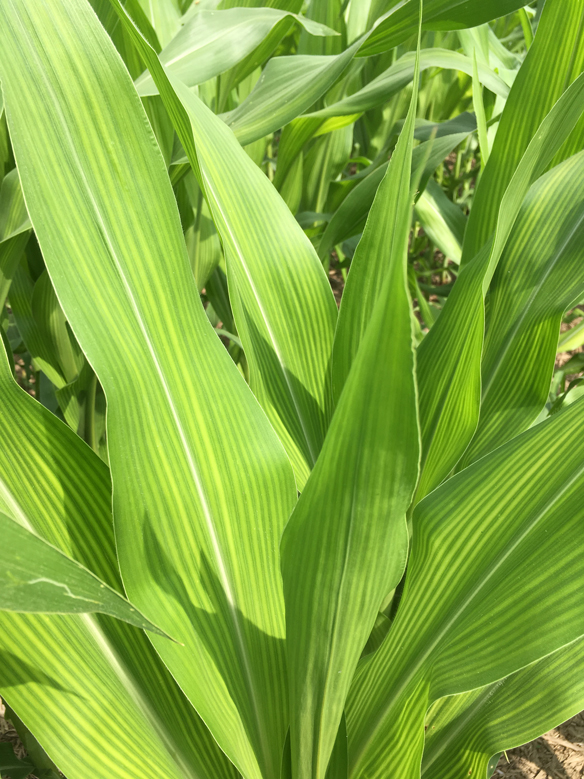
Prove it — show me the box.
[0,3,297,778]
[280,12,422,779]
[415,70,584,501]
[348,397,584,779]
[135,8,337,97]
[111,0,339,488]
[0,343,236,779]
[358,0,530,57]
[0,511,173,639]
[463,0,584,263]
[422,638,584,779]
[318,113,477,263]
[461,150,584,466]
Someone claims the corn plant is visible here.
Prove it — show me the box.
[1,1,584,779]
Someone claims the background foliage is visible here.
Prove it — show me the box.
[1,1,584,779]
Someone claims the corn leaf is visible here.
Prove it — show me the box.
[297,0,345,57]
[223,43,361,147]
[463,0,584,263]
[0,343,236,779]
[309,48,509,120]
[460,150,584,466]
[0,511,174,638]
[32,270,85,385]
[135,8,337,97]
[280,18,421,779]
[358,0,530,57]
[111,0,339,488]
[136,0,182,46]
[422,638,584,779]
[318,113,476,262]
[347,396,584,779]
[8,260,67,388]
[0,167,31,308]
[414,70,584,501]
[414,179,466,265]
[0,3,298,779]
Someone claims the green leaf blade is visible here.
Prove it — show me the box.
[461,150,584,466]
[348,398,584,779]
[0,346,236,779]
[463,0,584,264]
[358,0,531,56]
[135,7,338,97]
[280,12,422,779]
[0,511,173,639]
[422,638,584,779]
[0,2,297,777]
[113,4,339,488]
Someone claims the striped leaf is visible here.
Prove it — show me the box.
[135,8,337,97]
[307,48,510,120]
[223,42,361,148]
[0,167,30,308]
[358,0,529,56]
[280,19,421,779]
[347,396,584,779]
[460,150,584,466]
[414,70,584,501]
[0,511,172,638]
[0,343,236,779]
[463,0,584,263]
[111,1,338,488]
[422,638,584,779]
[32,270,85,385]
[0,3,298,779]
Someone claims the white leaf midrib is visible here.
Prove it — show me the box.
[0,475,203,779]
[8,4,264,771]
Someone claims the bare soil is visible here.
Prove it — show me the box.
[495,712,584,779]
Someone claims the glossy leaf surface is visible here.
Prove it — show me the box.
[0,3,297,778]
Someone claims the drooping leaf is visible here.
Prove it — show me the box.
[422,638,584,779]
[135,8,337,97]
[280,16,421,779]
[223,42,361,147]
[0,4,298,779]
[308,48,510,120]
[347,397,584,779]
[358,0,530,57]
[0,511,174,638]
[111,0,339,489]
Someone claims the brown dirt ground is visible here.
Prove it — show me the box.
[1,699,583,779]
[0,705,22,757]
[495,712,584,779]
